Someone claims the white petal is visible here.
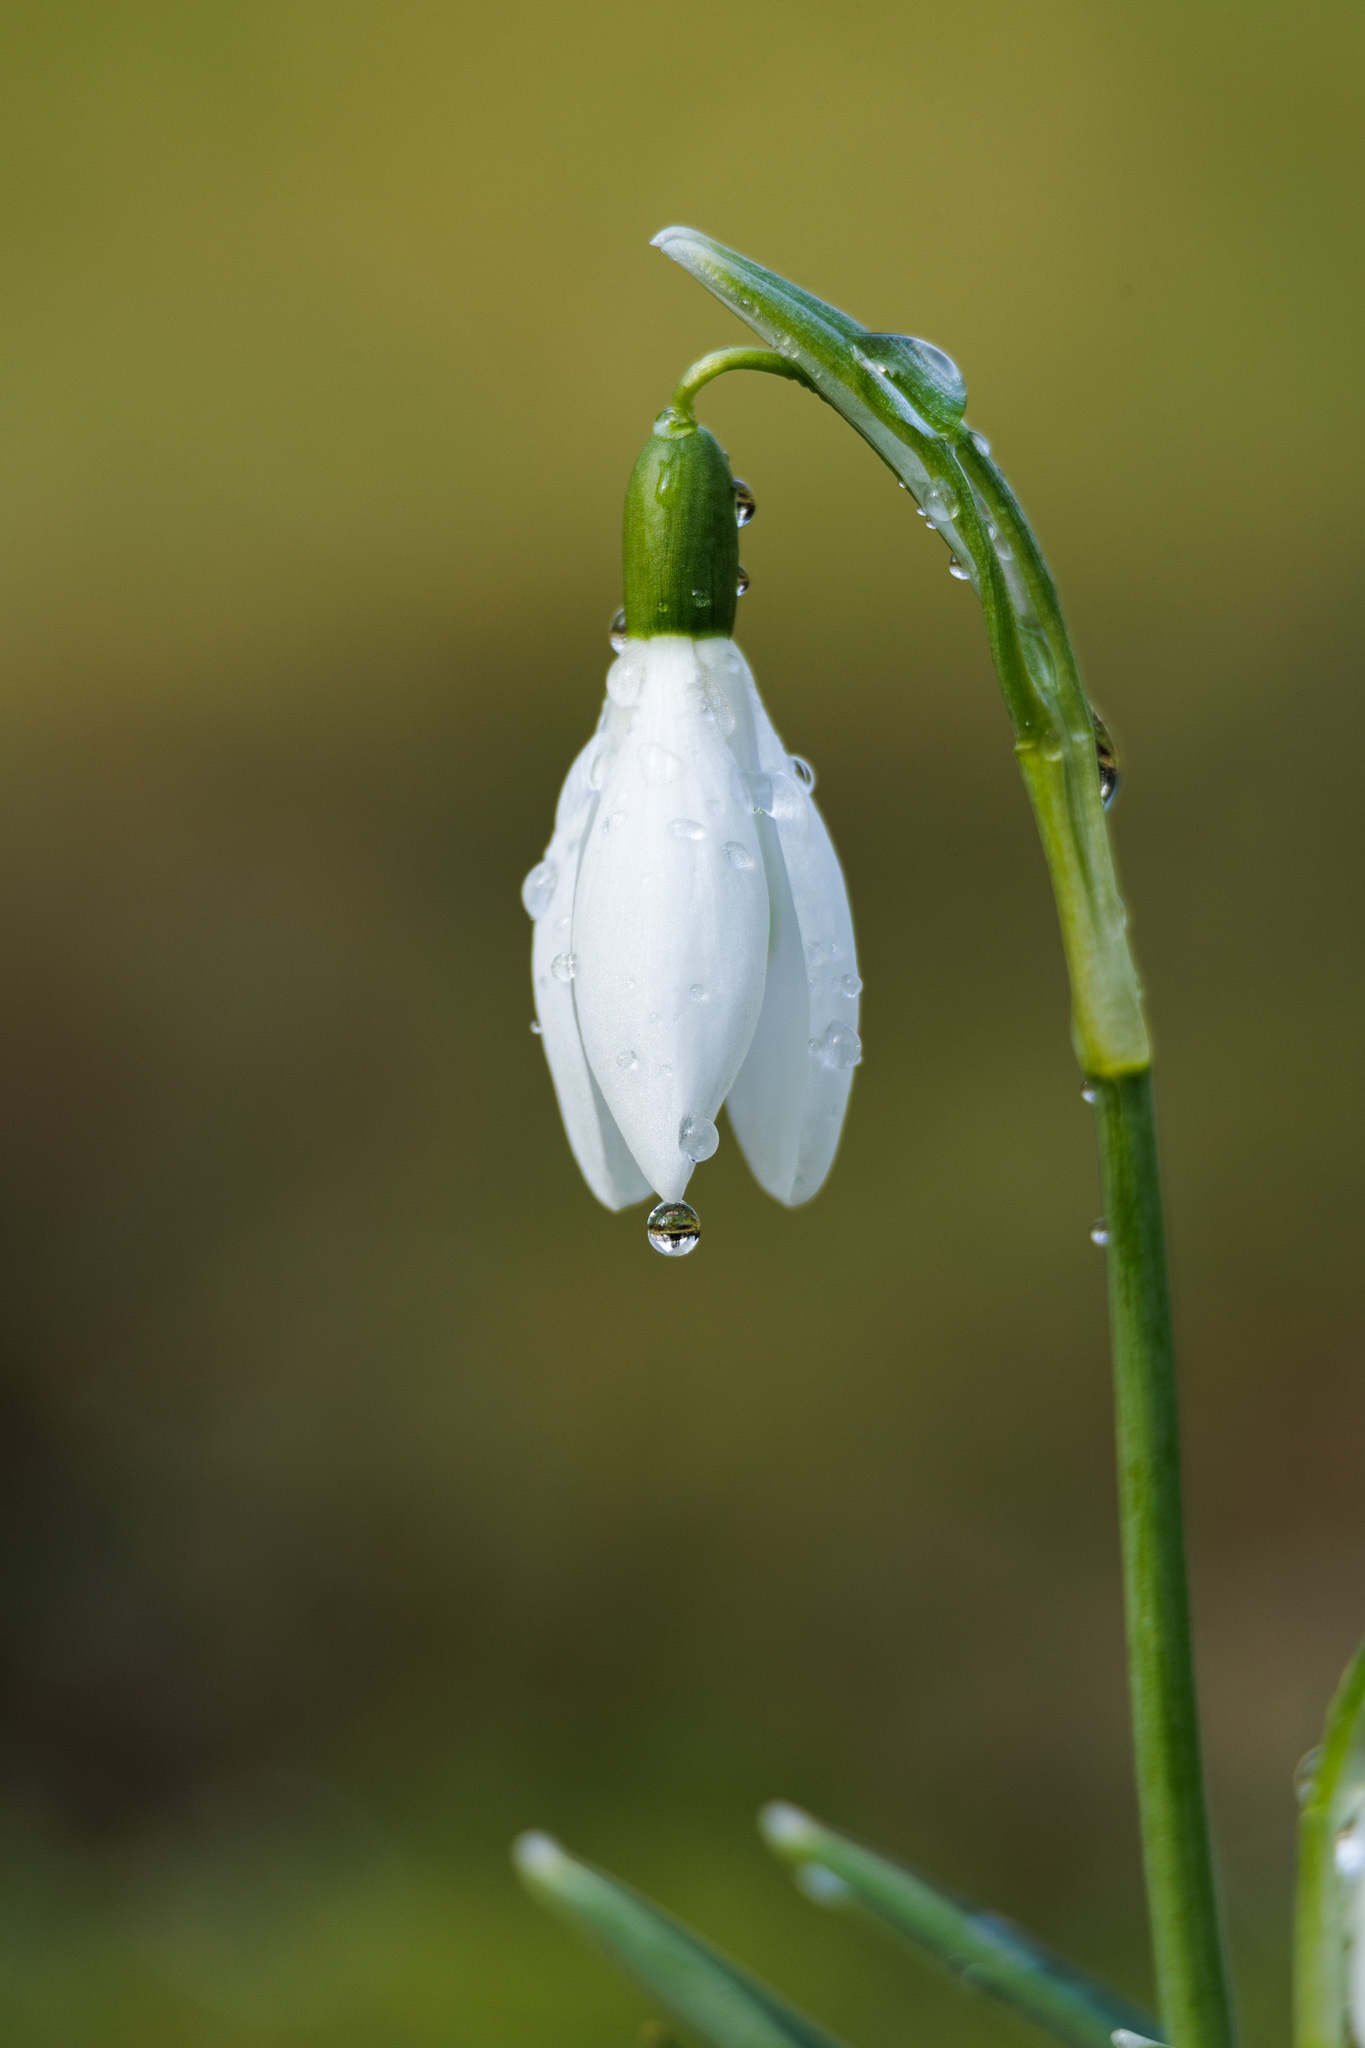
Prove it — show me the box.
[719,646,861,1205]
[529,732,650,1211]
[573,637,769,1200]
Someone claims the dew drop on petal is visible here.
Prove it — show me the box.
[723,841,755,870]
[668,818,707,840]
[948,554,972,581]
[640,742,680,785]
[616,1050,638,1070]
[790,755,816,791]
[734,479,756,526]
[609,607,627,652]
[839,973,863,997]
[736,566,750,596]
[1090,1219,1110,1246]
[646,1200,701,1256]
[521,861,557,920]
[607,651,645,708]
[529,1021,542,1035]
[688,983,708,1003]
[818,1023,862,1070]
[679,1114,720,1162]
[550,952,577,983]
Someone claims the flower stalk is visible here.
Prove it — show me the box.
[651,230,1236,2048]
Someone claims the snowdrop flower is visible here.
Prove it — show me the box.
[521,405,860,1253]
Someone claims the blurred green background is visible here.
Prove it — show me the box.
[0,1,1361,2041]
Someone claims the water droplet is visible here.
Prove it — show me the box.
[854,333,968,431]
[839,973,863,997]
[923,480,960,525]
[747,771,803,824]
[723,840,755,870]
[668,818,707,840]
[807,939,828,965]
[609,607,627,652]
[734,479,756,526]
[616,1049,638,1070]
[1337,1822,1365,1880]
[807,1037,821,1056]
[948,555,972,581]
[993,529,1014,563]
[1093,709,1121,809]
[602,808,626,833]
[790,755,817,791]
[529,1021,542,1035]
[640,742,680,785]
[680,1114,719,1162]
[521,860,557,920]
[688,983,708,1002]
[1081,1083,1098,1104]
[1090,1219,1110,1246]
[818,1023,862,1070]
[1295,1748,1323,1806]
[970,429,992,456]
[607,650,644,707]
[736,566,750,596]
[550,952,577,983]
[646,1200,701,1257]
[691,586,713,611]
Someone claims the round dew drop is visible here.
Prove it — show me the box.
[816,1023,862,1070]
[679,1114,719,1162]
[1090,1220,1110,1246]
[647,1200,701,1257]
[723,841,755,870]
[550,952,576,983]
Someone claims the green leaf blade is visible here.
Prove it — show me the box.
[1295,1641,1365,2048]
[513,1833,854,2048]
[761,1805,1161,2048]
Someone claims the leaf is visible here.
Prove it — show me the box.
[1294,1639,1365,2048]
[513,1833,855,2048]
[760,1804,1161,2048]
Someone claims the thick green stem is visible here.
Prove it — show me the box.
[1094,1072,1236,2048]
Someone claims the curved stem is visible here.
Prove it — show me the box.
[1094,1073,1236,2048]
[671,347,814,419]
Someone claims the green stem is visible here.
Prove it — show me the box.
[1093,1072,1236,2048]
[671,347,814,419]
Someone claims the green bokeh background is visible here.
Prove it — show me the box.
[1,2,1361,2041]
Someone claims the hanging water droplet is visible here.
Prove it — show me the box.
[529,1021,542,1035]
[790,755,817,792]
[639,742,680,785]
[616,1049,638,1071]
[680,1114,720,1162]
[734,479,756,526]
[550,952,577,983]
[969,429,992,456]
[668,818,707,840]
[1093,709,1121,809]
[521,860,557,920]
[723,840,756,870]
[736,566,751,596]
[1081,1083,1098,1104]
[818,1023,862,1070]
[1090,1219,1110,1246]
[948,555,972,581]
[1295,1748,1324,1807]
[646,1200,701,1256]
[923,480,960,525]
[609,607,627,652]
